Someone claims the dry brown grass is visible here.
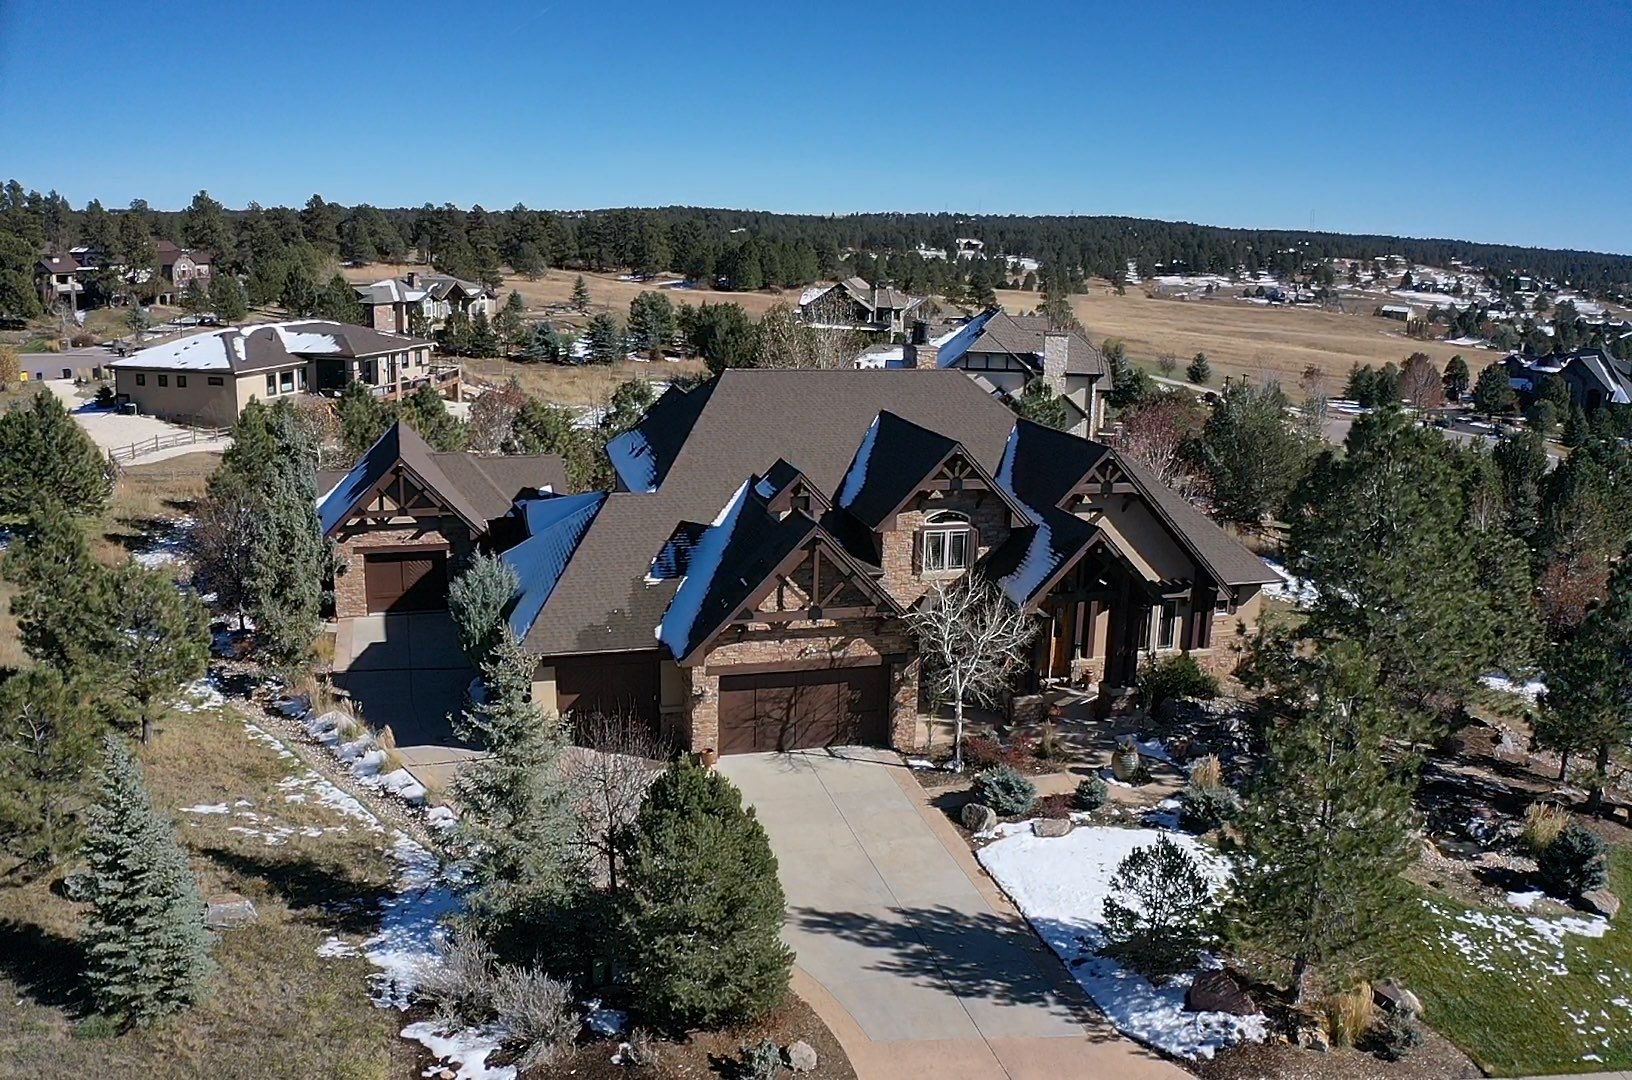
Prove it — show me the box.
[342,263,791,319]
[1325,982,1378,1047]
[998,284,1498,399]
[1521,801,1571,855]
[464,355,708,408]
[0,698,413,1078]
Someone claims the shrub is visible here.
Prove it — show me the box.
[1520,801,1569,855]
[1100,834,1219,981]
[94,384,116,407]
[739,1038,783,1080]
[1537,822,1608,898]
[1324,983,1376,1048]
[1032,720,1071,762]
[1074,775,1109,811]
[1177,783,1239,833]
[960,735,1030,770]
[414,929,497,1026]
[973,765,1036,817]
[1137,654,1219,714]
[622,1027,658,1068]
[490,964,578,1071]
[1366,1010,1425,1061]
[1187,753,1223,791]
[1035,793,1074,819]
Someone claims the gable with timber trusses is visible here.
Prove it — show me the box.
[335,464,475,533]
[748,540,887,626]
[1063,454,1139,510]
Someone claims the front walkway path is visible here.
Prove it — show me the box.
[719,748,1185,1080]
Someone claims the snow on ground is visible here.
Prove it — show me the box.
[176,674,227,712]
[977,825,1265,1060]
[1427,897,1606,979]
[1480,672,1546,702]
[1261,558,1317,608]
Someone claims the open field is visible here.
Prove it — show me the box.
[0,687,412,1079]
[342,263,793,320]
[998,285,1498,396]
[464,354,707,407]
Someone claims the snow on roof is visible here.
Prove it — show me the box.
[834,414,881,509]
[316,454,379,534]
[997,520,1056,605]
[108,327,239,371]
[502,492,608,640]
[654,480,750,656]
[605,426,659,493]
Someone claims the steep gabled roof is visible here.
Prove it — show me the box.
[834,410,1026,530]
[963,310,1109,377]
[605,379,719,492]
[502,492,609,641]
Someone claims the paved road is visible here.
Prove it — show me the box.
[719,748,1184,1080]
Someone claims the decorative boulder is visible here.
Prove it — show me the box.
[205,895,259,930]
[961,801,997,834]
[785,1040,818,1074]
[1582,888,1621,920]
[1183,970,1258,1016]
[1032,817,1074,838]
[1298,1025,1331,1053]
[58,868,95,903]
[1372,978,1423,1017]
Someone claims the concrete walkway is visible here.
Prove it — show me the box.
[719,748,1184,1080]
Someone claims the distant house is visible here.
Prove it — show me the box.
[797,277,925,336]
[1377,303,1415,321]
[1503,349,1632,411]
[36,252,87,310]
[354,272,497,334]
[107,320,450,427]
[854,308,1112,438]
[154,240,213,297]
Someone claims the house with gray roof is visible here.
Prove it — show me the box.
[355,271,496,335]
[1503,348,1632,411]
[317,368,1272,757]
[797,276,925,335]
[108,320,449,426]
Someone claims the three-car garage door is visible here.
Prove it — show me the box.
[363,550,449,613]
[717,666,889,755]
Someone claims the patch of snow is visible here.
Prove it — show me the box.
[426,805,458,830]
[655,480,751,655]
[316,936,360,958]
[379,768,429,805]
[1506,890,1544,910]
[176,675,226,712]
[180,803,231,815]
[584,1002,628,1038]
[835,415,881,509]
[1428,898,1607,978]
[1261,558,1317,607]
[998,520,1056,604]
[978,825,1265,1060]
[1480,672,1546,703]
[398,1020,512,1080]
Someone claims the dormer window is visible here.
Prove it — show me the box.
[921,510,973,572]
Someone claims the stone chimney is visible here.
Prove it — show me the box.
[1042,331,1070,395]
[405,271,419,289]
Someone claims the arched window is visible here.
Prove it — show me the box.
[920,510,973,572]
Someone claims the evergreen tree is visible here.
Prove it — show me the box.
[1442,355,1470,401]
[570,275,592,312]
[1103,338,1153,410]
[1537,557,1632,803]
[496,290,527,351]
[682,301,757,375]
[618,756,792,1029]
[447,636,580,955]
[1185,352,1212,385]
[468,310,500,357]
[207,271,249,323]
[1562,400,1590,449]
[583,311,623,364]
[1472,362,1518,416]
[0,388,113,518]
[1287,409,1498,717]
[2,503,105,671]
[336,379,393,456]
[448,553,519,668]
[245,410,325,667]
[97,561,209,742]
[1012,379,1071,429]
[1196,379,1314,527]
[1229,642,1421,1003]
[400,383,466,450]
[82,736,214,1025]
[0,665,102,874]
[1492,429,1548,540]
[599,378,657,438]
[628,292,676,358]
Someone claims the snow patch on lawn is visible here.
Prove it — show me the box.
[1429,898,1607,978]
[180,802,231,814]
[399,1021,512,1080]
[978,825,1264,1060]
[176,675,226,712]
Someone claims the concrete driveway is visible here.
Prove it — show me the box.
[330,612,479,791]
[718,748,1184,1080]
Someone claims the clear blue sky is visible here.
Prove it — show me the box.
[4,1,1630,253]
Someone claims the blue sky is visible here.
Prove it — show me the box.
[4,1,1630,253]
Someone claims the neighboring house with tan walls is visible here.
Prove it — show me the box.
[107,320,452,427]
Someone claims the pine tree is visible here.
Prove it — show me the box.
[583,312,623,364]
[1442,355,1471,402]
[245,409,325,667]
[2,503,105,671]
[82,736,213,1025]
[618,756,793,1028]
[1197,379,1314,527]
[207,271,249,323]
[447,635,580,954]
[1538,557,1632,802]
[448,552,519,667]
[400,384,466,451]
[1229,642,1421,1003]
[1472,362,1518,416]
[1186,352,1212,385]
[336,379,393,456]
[0,388,113,517]
[468,311,500,357]
[570,275,592,313]
[97,561,210,742]
[1011,378,1071,429]
[0,665,102,873]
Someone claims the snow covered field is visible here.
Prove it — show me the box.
[977,825,1265,1060]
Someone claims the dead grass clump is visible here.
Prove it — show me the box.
[1188,753,1224,791]
[1521,801,1570,855]
[1325,983,1377,1048]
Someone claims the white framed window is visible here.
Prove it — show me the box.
[279,369,295,393]
[1158,600,1179,650]
[921,510,973,572]
[265,373,277,396]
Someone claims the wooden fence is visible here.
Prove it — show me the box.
[106,426,229,468]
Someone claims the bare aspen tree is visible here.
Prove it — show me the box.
[565,711,664,894]
[907,576,1040,770]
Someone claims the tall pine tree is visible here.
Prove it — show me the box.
[0,389,112,518]
[82,736,214,1025]
[1537,556,1632,803]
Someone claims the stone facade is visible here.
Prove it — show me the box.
[331,516,473,618]
[877,488,1012,608]
[683,616,919,753]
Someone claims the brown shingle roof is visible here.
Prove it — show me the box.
[964,311,1108,377]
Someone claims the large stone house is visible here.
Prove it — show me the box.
[797,276,925,336]
[1504,348,1632,412]
[320,369,1273,757]
[108,320,451,427]
[354,272,497,335]
[154,240,213,297]
[857,308,1112,437]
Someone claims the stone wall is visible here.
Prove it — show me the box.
[331,516,473,618]
[877,488,1012,608]
[685,615,919,753]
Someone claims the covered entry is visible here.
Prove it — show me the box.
[717,664,888,754]
[363,549,448,613]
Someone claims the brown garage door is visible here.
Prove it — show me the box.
[363,550,448,613]
[717,666,889,755]
[554,651,662,734]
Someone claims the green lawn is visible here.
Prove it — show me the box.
[1401,850,1632,1075]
